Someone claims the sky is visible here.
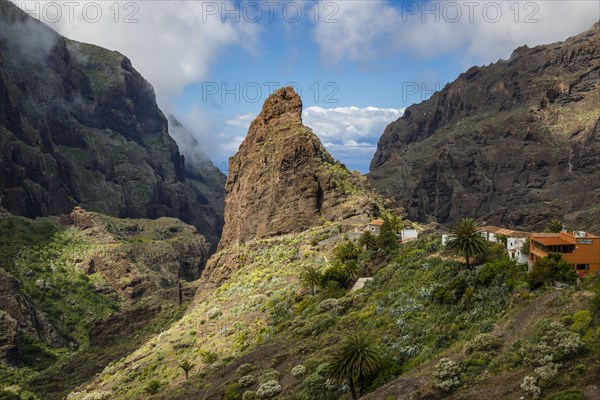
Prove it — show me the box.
[13,0,600,173]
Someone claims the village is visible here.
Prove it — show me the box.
[362,219,600,276]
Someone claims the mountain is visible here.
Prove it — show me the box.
[368,23,600,231]
[0,0,225,246]
[0,209,209,397]
[219,86,379,250]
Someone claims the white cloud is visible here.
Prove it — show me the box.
[303,106,404,172]
[225,113,256,127]
[303,105,404,142]
[15,1,259,103]
[313,0,599,65]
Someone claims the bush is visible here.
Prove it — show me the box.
[242,391,256,400]
[433,358,461,392]
[569,310,591,334]
[237,363,256,375]
[299,373,335,400]
[258,369,281,384]
[463,333,503,356]
[520,376,541,399]
[527,253,577,289]
[256,380,282,399]
[199,350,218,364]
[479,259,525,288]
[223,382,242,400]
[238,375,256,388]
[291,364,306,377]
[143,379,164,395]
[207,307,222,320]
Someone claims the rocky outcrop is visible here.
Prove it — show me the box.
[219,87,377,249]
[0,0,224,246]
[62,207,211,299]
[368,23,600,231]
[0,267,66,364]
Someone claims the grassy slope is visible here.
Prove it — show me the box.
[64,214,599,400]
[0,215,208,399]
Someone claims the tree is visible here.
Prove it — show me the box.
[383,212,404,234]
[445,218,489,269]
[527,252,578,289]
[330,332,382,399]
[546,219,564,233]
[358,230,377,251]
[377,221,398,253]
[178,359,195,380]
[333,240,361,262]
[300,265,321,296]
[343,260,362,282]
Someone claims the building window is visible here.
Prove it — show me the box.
[576,264,589,271]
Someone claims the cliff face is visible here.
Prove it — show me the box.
[218,87,378,249]
[368,23,600,231]
[0,0,224,246]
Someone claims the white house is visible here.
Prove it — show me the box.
[367,219,385,234]
[399,228,418,243]
[482,226,529,264]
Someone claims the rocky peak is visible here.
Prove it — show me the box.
[251,86,303,127]
[218,87,376,250]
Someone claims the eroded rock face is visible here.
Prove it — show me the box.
[219,87,377,249]
[368,23,600,231]
[0,267,66,364]
[0,0,224,246]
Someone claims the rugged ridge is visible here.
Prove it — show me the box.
[218,87,377,249]
[0,0,224,246]
[368,23,600,231]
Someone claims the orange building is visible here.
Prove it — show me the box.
[529,230,600,275]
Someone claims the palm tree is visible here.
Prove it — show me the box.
[384,213,404,234]
[329,332,382,399]
[445,218,489,270]
[358,230,377,251]
[300,265,321,296]
[334,240,361,262]
[178,359,195,380]
[546,219,564,233]
[343,260,362,282]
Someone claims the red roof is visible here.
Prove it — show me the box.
[532,237,571,246]
[369,219,385,226]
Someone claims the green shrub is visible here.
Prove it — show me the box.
[238,375,256,388]
[237,363,256,375]
[291,365,306,377]
[463,333,503,356]
[569,310,591,334]
[242,391,256,400]
[143,379,164,395]
[479,259,525,288]
[199,350,218,364]
[223,382,242,400]
[527,253,577,289]
[256,380,281,399]
[433,358,461,392]
[258,369,281,384]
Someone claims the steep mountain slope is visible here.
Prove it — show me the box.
[0,209,209,398]
[0,0,224,246]
[220,86,378,249]
[369,23,600,232]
